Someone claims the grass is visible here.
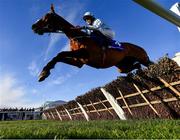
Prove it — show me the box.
[0,119,179,139]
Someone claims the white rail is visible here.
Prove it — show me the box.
[133,0,180,27]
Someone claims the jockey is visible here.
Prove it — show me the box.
[81,11,115,48]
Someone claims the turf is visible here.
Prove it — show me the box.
[0,119,179,139]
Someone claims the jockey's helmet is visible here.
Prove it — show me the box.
[83,11,94,21]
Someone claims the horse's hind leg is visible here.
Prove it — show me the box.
[136,49,154,67]
[133,47,153,67]
[139,56,154,67]
[116,62,141,73]
[122,43,153,67]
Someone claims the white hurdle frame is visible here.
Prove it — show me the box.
[133,0,180,27]
[55,109,62,121]
[100,88,126,120]
[64,108,72,120]
[77,102,90,121]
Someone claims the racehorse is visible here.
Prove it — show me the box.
[32,5,152,82]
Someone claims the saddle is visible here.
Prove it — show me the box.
[90,30,124,51]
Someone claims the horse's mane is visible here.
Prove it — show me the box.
[54,12,88,38]
[54,13,74,28]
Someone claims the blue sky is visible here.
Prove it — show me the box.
[0,0,179,108]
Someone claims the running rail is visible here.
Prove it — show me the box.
[133,0,180,27]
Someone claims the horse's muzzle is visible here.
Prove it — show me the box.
[32,24,37,32]
[32,24,44,35]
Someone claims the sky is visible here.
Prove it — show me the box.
[0,0,179,108]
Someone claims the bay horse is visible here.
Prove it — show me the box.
[32,5,152,82]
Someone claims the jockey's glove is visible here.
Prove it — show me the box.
[74,26,86,30]
[81,26,87,29]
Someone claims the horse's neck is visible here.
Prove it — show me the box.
[56,14,86,39]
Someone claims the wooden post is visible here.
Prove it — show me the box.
[101,88,126,120]
[71,107,77,115]
[133,83,161,117]
[84,103,90,113]
[55,109,62,121]
[77,102,89,121]
[59,110,64,115]
[24,113,27,120]
[98,99,114,117]
[158,77,180,97]
[2,113,4,121]
[89,100,101,116]
[118,89,133,116]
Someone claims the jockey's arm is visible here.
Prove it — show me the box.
[80,18,102,31]
[86,19,102,30]
[83,26,98,31]
[74,25,98,31]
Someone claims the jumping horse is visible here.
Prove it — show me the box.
[32,5,152,82]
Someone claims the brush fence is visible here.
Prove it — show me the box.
[43,75,180,120]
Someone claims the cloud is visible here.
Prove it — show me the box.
[0,74,26,108]
[44,33,64,61]
[52,73,71,85]
[0,74,41,108]
[51,68,79,85]
[32,89,38,94]
[28,60,40,77]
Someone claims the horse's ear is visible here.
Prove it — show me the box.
[51,4,55,13]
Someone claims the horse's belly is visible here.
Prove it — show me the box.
[86,59,103,68]
[86,63,109,69]
[86,58,114,69]
[87,49,126,68]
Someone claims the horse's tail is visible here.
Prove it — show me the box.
[121,42,152,67]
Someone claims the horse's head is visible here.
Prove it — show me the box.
[32,4,65,35]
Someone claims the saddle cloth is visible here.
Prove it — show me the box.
[108,40,124,50]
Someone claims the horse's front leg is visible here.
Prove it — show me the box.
[39,49,88,82]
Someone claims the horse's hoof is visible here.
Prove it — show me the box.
[134,63,141,70]
[38,70,50,82]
